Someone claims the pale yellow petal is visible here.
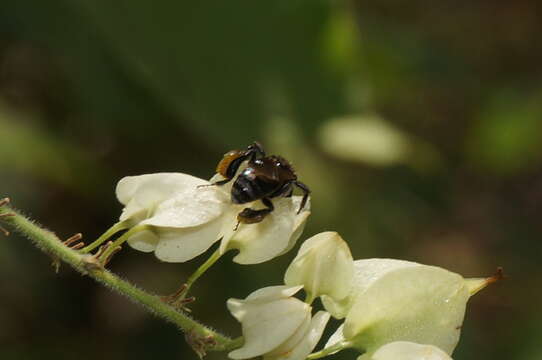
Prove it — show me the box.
[228,298,310,359]
[246,285,304,303]
[230,198,296,264]
[284,231,353,301]
[141,185,227,228]
[344,265,468,355]
[153,218,222,263]
[371,341,453,360]
[126,229,159,253]
[267,311,331,360]
[322,258,420,319]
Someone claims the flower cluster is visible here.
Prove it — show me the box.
[226,231,495,359]
[100,144,498,359]
[115,172,309,264]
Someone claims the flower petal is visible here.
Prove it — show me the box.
[267,311,331,360]
[324,323,345,353]
[127,229,159,253]
[117,173,222,225]
[228,298,310,359]
[228,286,305,322]
[369,341,453,360]
[344,264,469,355]
[230,197,296,264]
[119,198,149,224]
[278,197,311,256]
[153,217,223,263]
[322,259,420,319]
[246,285,305,303]
[141,185,227,228]
[265,312,312,359]
[284,231,353,301]
[218,206,241,255]
[116,173,207,205]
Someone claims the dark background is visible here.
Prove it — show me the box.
[1,1,540,359]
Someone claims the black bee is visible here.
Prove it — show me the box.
[212,142,310,225]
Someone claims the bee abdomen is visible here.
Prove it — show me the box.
[231,175,275,204]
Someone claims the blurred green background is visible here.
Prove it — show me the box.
[0,1,540,359]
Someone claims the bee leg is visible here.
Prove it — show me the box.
[293,181,311,214]
[237,198,274,225]
[270,181,293,198]
[247,141,266,158]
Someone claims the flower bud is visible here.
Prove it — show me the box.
[227,285,330,360]
[284,232,354,302]
[324,259,496,357]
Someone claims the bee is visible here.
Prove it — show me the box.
[212,142,310,225]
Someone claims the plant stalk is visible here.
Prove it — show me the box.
[0,202,241,353]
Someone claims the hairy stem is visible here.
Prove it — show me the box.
[0,202,242,353]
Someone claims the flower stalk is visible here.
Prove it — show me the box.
[175,248,223,305]
[80,221,130,253]
[307,340,355,359]
[0,200,242,353]
[98,224,150,262]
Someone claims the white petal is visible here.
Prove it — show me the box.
[265,312,312,359]
[116,175,149,205]
[344,264,469,355]
[116,173,207,205]
[246,285,305,303]
[116,173,218,224]
[268,311,331,360]
[322,258,420,319]
[278,197,311,256]
[228,286,304,322]
[119,198,148,223]
[284,231,353,301]
[324,323,345,352]
[230,198,296,264]
[153,217,223,263]
[141,185,227,228]
[127,229,159,253]
[227,298,250,323]
[220,197,310,260]
[371,342,453,360]
[228,298,310,359]
[218,206,241,255]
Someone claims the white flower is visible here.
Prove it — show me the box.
[227,285,330,360]
[361,341,453,360]
[116,173,310,264]
[284,231,354,302]
[323,259,494,357]
[321,259,421,319]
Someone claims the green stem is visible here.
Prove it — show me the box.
[0,204,241,353]
[307,340,354,359]
[80,221,130,253]
[304,291,316,305]
[99,224,149,262]
[172,248,223,306]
